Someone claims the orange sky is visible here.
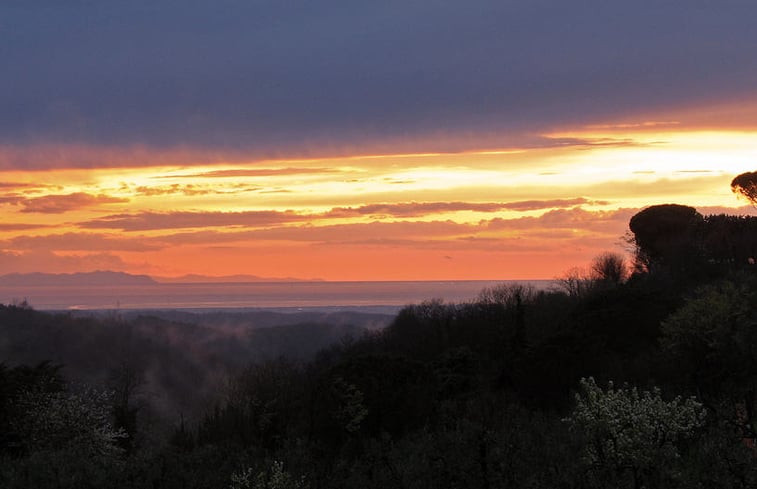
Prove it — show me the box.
[2,105,757,281]
[5,3,757,281]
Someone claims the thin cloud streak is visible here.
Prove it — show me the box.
[119,207,633,247]
[170,167,342,178]
[0,223,51,231]
[326,198,608,217]
[0,182,40,190]
[0,250,133,274]
[0,135,660,172]
[77,198,609,231]
[80,210,310,231]
[19,192,129,214]
[3,233,161,252]
[131,184,258,196]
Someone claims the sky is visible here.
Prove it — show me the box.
[2,1,757,280]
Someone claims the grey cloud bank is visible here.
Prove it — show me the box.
[3,1,757,157]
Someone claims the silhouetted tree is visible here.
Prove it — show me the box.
[108,362,145,453]
[731,171,757,206]
[590,251,628,285]
[555,266,592,297]
[628,204,703,275]
[477,283,536,347]
[701,214,757,268]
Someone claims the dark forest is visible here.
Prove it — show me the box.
[5,197,757,488]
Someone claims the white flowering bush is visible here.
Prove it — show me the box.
[565,377,706,488]
[229,461,305,489]
[13,387,126,456]
[2,386,127,489]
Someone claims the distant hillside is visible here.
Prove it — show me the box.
[0,271,157,286]
[0,305,378,420]
[112,309,394,331]
[0,271,324,287]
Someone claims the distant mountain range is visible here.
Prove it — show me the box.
[153,274,323,283]
[0,271,322,286]
[0,271,157,286]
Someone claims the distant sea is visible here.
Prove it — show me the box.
[0,280,553,311]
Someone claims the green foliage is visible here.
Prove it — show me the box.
[661,281,756,387]
[198,360,303,450]
[329,376,368,434]
[313,353,435,442]
[661,279,757,441]
[677,420,757,489]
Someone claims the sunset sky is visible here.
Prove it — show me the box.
[2,2,757,280]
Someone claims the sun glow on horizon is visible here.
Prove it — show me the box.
[2,126,757,280]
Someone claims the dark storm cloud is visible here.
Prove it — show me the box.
[2,1,757,165]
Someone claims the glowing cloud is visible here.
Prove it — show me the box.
[19,192,129,214]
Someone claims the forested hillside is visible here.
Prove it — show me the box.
[4,203,757,488]
[0,308,390,423]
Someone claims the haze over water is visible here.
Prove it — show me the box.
[0,280,551,311]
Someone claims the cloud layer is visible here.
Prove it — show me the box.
[76,198,607,231]
[2,1,757,164]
